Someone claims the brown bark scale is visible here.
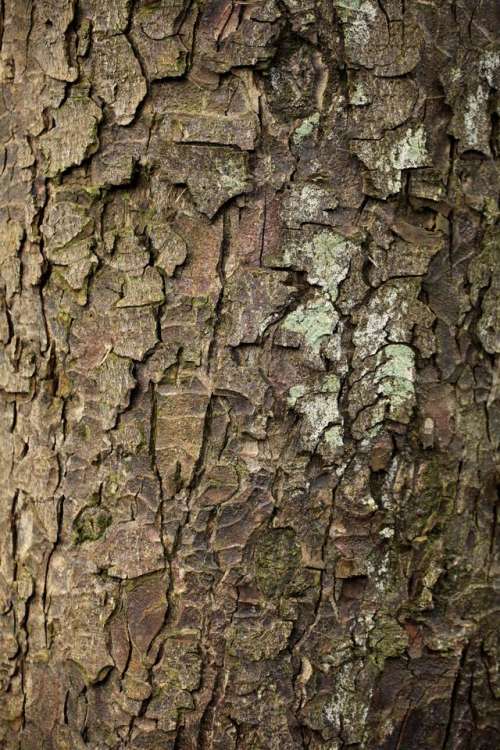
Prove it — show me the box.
[0,1,499,748]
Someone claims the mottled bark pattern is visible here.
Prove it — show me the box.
[0,1,498,749]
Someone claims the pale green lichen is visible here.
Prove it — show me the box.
[288,374,343,451]
[350,79,370,105]
[352,289,397,359]
[352,343,416,442]
[282,298,337,353]
[283,230,355,302]
[334,0,363,9]
[293,112,320,143]
[352,125,429,197]
[352,280,429,361]
[323,661,372,744]
[390,125,428,170]
[302,184,328,213]
[375,344,416,421]
[184,149,250,217]
[214,152,250,194]
[480,50,500,87]
[283,183,338,227]
[461,85,490,152]
[343,0,377,45]
[287,384,306,408]
[324,423,344,449]
[366,550,392,594]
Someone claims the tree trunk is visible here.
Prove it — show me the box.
[0,1,498,748]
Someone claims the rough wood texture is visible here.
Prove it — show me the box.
[0,1,499,748]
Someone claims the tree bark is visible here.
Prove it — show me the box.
[0,1,499,748]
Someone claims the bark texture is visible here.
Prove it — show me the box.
[0,1,499,748]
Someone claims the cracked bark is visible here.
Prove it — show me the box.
[0,1,499,749]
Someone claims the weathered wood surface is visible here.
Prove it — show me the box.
[0,1,498,748]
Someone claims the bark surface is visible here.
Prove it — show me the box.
[0,1,499,748]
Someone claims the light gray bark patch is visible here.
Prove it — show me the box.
[91,34,148,126]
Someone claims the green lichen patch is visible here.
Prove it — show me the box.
[73,505,112,544]
[352,279,432,361]
[334,0,363,11]
[282,298,337,353]
[375,344,416,423]
[288,374,343,453]
[343,0,422,76]
[293,112,320,144]
[352,124,429,198]
[281,183,338,228]
[322,661,373,744]
[367,616,408,669]
[349,343,416,441]
[282,229,356,302]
